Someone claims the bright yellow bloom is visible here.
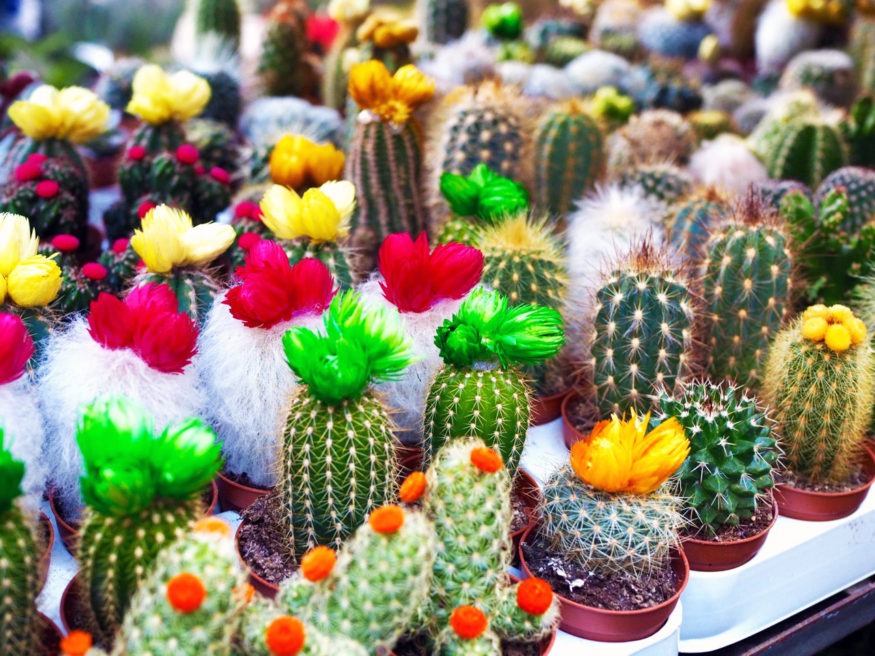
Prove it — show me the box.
[269,135,345,190]
[0,273,6,304]
[666,0,711,21]
[803,304,828,321]
[0,213,39,277]
[570,413,690,495]
[348,61,435,125]
[356,12,418,48]
[802,316,828,342]
[259,181,354,243]
[6,254,61,307]
[786,0,848,23]
[8,85,109,143]
[801,303,866,352]
[825,324,851,352]
[131,205,234,274]
[126,65,211,125]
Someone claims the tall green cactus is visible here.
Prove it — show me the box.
[701,197,793,388]
[258,0,317,98]
[423,0,469,44]
[534,100,605,217]
[667,190,729,261]
[763,305,874,484]
[589,242,698,417]
[762,118,849,188]
[75,397,222,644]
[279,290,415,556]
[850,16,875,95]
[423,288,565,474]
[195,0,241,51]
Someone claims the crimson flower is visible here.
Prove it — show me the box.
[0,313,35,385]
[224,240,335,329]
[307,13,339,50]
[378,233,483,313]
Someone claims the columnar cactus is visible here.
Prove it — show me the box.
[258,0,317,99]
[815,166,875,235]
[655,381,780,534]
[589,241,698,417]
[761,118,849,188]
[43,235,110,315]
[533,100,605,217]
[194,0,242,51]
[763,305,874,484]
[667,189,729,261]
[701,196,793,387]
[843,96,875,168]
[423,288,565,473]
[345,61,435,274]
[279,290,414,555]
[540,413,689,574]
[75,396,222,643]
[421,0,469,44]
[113,518,248,655]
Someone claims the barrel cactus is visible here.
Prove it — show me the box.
[618,162,694,205]
[760,117,849,188]
[667,189,730,261]
[814,166,875,235]
[194,0,242,51]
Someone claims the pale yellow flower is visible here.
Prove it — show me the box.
[131,205,234,274]
[6,254,62,307]
[259,182,353,243]
[126,65,211,125]
[8,85,109,143]
[319,180,356,225]
[0,213,39,277]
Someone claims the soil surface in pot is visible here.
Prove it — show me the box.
[682,501,774,542]
[779,467,868,493]
[522,530,677,611]
[36,514,51,554]
[395,633,542,655]
[238,493,297,584]
[566,396,598,435]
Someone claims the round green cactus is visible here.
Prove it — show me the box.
[815,166,875,235]
[762,119,849,188]
[619,162,694,205]
[194,0,242,51]
[667,191,729,261]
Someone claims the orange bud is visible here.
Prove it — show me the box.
[516,577,554,615]
[399,471,427,503]
[60,630,93,656]
[193,516,232,537]
[166,572,207,613]
[470,446,503,473]
[265,615,306,656]
[449,605,489,640]
[368,504,405,534]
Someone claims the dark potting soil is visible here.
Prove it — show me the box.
[36,514,51,555]
[393,633,543,655]
[778,467,869,493]
[522,531,678,611]
[568,396,598,437]
[682,498,775,543]
[238,493,297,584]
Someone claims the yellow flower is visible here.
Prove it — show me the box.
[8,85,109,144]
[570,413,690,495]
[6,254,61,307]
[0,213,39,277]
[802,317,828,342]
[786,0,849,23]
[800,304,867,352]
[269,135,345,190]
[356,12,418,47]
[666,0,711,21]
[259,181,354,243]
[348,61,435,124]
[0,273,6,304]
[126,65,211,125]
[131,205,234,274]
[825,324,851,353]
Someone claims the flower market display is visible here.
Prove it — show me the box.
[1,0,875,654]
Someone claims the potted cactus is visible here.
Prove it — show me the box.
[655,381,781,571]
[522,413,690,641]
[763,303,875,520]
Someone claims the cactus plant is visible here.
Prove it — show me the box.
[701,195,793,387]
[279,290,415,555]
[258,0,318,99]
[764,305,873,484]
[778,49,858,109]
[423,288,565,473]
[75,396,222,643]
[850,12,875,95]
[97,238,141,296]
[607,109,697,171]
[667,189,730,261]
[589,241,699,417]
[42,236,111,315]
[533,100,605,217]
[655,381,780,535]
[618,162,694,205]
[843,96,875,168]
[421,0,469,44]
[760,117,849,188]
[194,0,241,51]
[815,167,875,235]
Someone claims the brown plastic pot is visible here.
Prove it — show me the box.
[217,471,271,513]
[561,392,590,450]
[36,613,63,655]
[531,389,570,427]
[37,512,54,591]
[59,573,90,634]
[774,445,875,521]
[519,526,689,642]
[396,443,425,480]
[540,630,556,654]
[235,519,280,598]
[681,495,778,571]
[510,469,541,559]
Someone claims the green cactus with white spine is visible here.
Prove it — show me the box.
[75,397,222,645]
[619,162,694,205]
[667,190,729,261]
[701,197,793,388]
[258,0,317,99]
[763,306,874,484]
[815,167,875,235]
[762,118,849,188]
[138,268,222,325]
[589,242,699,417]
[194,0,241,51]
[112,519,247,655]
[534,101,605,217]
[422,0,469,44]
[279,290,415,556]
[423,288,565,474]
[655,381,780,535]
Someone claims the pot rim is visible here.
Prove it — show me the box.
[775,444,875,498]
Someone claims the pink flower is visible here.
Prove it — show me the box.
[14,161,42,183]
[26,153,47,165]
[35,180,60,199]
[306,13,340,50]
[210,167,230,185]
[237,232,262,251]
[111,238,130,254]
[127,145,147,161]
[137,200,157,219]
[0,313,35,385]
[51,234,80,252]
[175,144,200,165]
[82,262,108,280]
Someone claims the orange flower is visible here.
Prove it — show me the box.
[399,471,427,503]
[348,61,434,125]
[369,504,405,534]
[265,615,306,656]
[60,630,93,656]
[570,413,689,495]
[449,605,489,640]
[193,516,232,537]
[516,577,554,616]
[300,545,336,582]
[470,446,503,474]
[166,572,207,613]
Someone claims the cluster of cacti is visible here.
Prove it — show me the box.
[533,100,605,217]
[608,109,698,171]
[589,241,699,417]
[258,0,318,99]
[186,118,240,177]
[656,381,780,534]
[667,189,730,261]
[778,49,859,108]
[638,5,712,60]
[629,62,703,113]
[424,288,564,473]
[74,396,222,644]
[42,235,111,315]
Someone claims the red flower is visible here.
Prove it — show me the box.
[133,309,198,373]
[378,233,483,313]
[210,167,230,185]
[137,200,157,219]
[125,282,179,316]
[0,313,35,385]
[306,13,340,50]
[88,293,134,350]
[14,161,42,183]
[35,180,60,199]
[237,232,262,251]
[176,144,200,165]
[51,234,80,252]
[111,238,130,255]
[127,145,147,161]
[26,153,47,165]
[82,262,108,281]
[225,241,334,329]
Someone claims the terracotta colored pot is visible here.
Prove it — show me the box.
[561,392,589,450]
[531,388,570,427]
[50,481,220,554]
[681,495,778,571]
[217,471,271,513]
[774,445,875,521]
[37,613,63,654]
[235,519,280,598]
[519,526,689,642]
[510,469,541,560]
[37,512,54,591]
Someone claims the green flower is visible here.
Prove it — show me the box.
[440,163,529,223]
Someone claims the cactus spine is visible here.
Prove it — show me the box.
[534,101,605,217]
[763,119,849,188]
[701,198,793,388]
[763,306,874,484]
[423,0,469,44]
[194,0,241,50]
[589,242,698,417]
